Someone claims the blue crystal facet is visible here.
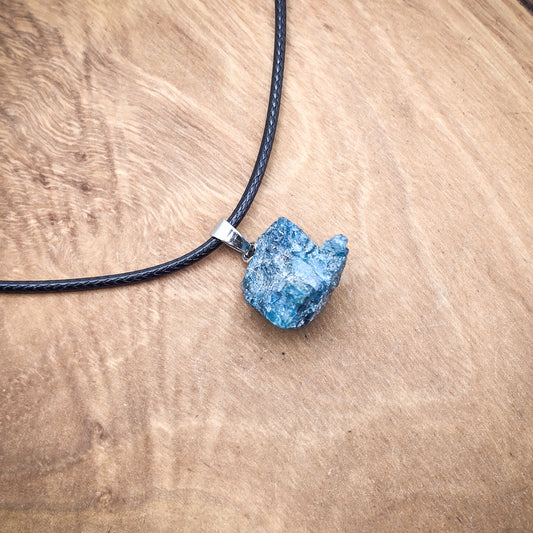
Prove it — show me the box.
[241,217,348,329]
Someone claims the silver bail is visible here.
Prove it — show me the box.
[212,219,255,262]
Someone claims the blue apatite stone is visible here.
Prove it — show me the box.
[242,217,348,328]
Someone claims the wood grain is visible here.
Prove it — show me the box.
[1,0,532,531]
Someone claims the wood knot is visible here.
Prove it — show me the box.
[88,420,109,443]
[95,487,114,508]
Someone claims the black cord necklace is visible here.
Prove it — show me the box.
[1,0,286,293]
[1,0,349,329]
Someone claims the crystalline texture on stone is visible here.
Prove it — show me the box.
[242,217,348,329]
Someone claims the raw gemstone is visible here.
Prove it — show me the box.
[242,217,348,329]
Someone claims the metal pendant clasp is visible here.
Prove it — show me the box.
[212,219,255,262]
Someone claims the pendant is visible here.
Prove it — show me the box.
[212,217,348,329]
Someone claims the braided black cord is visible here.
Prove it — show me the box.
[0,0,286,293]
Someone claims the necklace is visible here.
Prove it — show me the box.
[0,0,348,329]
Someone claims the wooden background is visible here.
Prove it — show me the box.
[1,0,532,531]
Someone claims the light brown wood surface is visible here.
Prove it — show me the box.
[1,0,532,531]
